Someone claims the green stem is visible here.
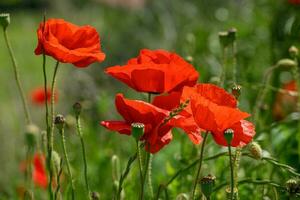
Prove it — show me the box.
[191,132,209,199]
[140,150,150,200]
[60,128,75,200]
[232,41,237,84]
[50,62,59,150]
[228,145,234,200]
[3,28,32,124]
[233,147,241,198]
[54,158,63,200]
[220,47,228,87]
[76,116,91,200]
[137,141,144,195]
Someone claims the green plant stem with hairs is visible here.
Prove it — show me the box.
[54,159,63,200]
[59,127,75,200]
[75,115,92,200]
[2,27,32,124]
[140,144,151,200]
[137,141,144,197]
[220,47,228,87]
[50,61,59,150]
[228,145,234,200]
[191,132,209,199]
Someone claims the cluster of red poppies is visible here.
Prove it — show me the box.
[101,49,256,153]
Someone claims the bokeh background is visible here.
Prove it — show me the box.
[0,0,300,199]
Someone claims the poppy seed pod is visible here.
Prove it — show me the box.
[54,114,65,131]
[131,122,145,140]
[0,13,10,29]
[73,102,82,117]
[231,85,242,100]
[219,31,230,47]
[289,46,299,58]
[200,174,216,199]
[286,179,300,196]
[224,129,234,145]
[228,28,237,43]
[248,141,262,160]
[25,124,39,148]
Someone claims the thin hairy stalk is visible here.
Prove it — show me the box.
[60,128,75,200]
[116,152,138,200]
[140,149,150,200]
[191,132,209,199]
[228,145,234,200]
[233,147,241,198]
[75,116,91,199]
[137,141,144,195]
[220,47,228,87]
[3,28,31,124]
[54,159,63,200]
[232,40,237,84]
[50,62,60,149]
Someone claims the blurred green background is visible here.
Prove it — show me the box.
[0,0,300,199]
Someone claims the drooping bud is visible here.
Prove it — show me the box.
[175,193,189,200]
[131,122,145,140]
[73,102,82,117]
[276,59,296,68]
[200,174,216,198]
[289,46,299,58]
[54,114,65,131]
[231,84,242,100]
[91,191,100,200]
[224,129,234,145]
[111,155,120,181]
[248,141,263,160]
[286,179,300,196]
[0,13,10,30]
[25,124,39,148]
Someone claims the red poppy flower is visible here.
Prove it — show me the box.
[189,84,255,147]
[32,153,47,188]
[35,19,105,67]
[30,87,57,105]
[289,0,300,4]
[100,93,173,153]
[273,80,298,120]
[105,49,199,93]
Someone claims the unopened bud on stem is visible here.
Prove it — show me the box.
[73,102,82,117]
[54,114,65,131]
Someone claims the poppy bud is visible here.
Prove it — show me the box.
[54,114,65,131]
[51,150,61,173]
[286,179,300,196]
[276,59,296,68]
[91,191,100,200]
[131,122,145,140]
[111,155,120,181]
[225,186,238,199]
[175,193,189,200]
[224,129,234,145]
[219,31,230,47]
[289,46,299,58]
[231,84,242,100]
[248,141,262,160]
[73,102,82,117]
[200,174,216,199]
[25,124,39,148]
[0,13,10,30]
[227,28,237,43]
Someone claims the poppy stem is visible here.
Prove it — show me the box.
[220,47,228,87]
[191,132,209,200]
[140,149,151,200]
[228,145,234,200]
[75,115,92,200]
[3,27,31,124]
[54,158,63,200]
[59,126,75,200]
[136,141,144,198]
[50,61,59,150]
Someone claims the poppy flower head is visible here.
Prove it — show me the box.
[35,18,105,67]
[100,94,173,153]
[30,87,57,105]
[105,49,199,93]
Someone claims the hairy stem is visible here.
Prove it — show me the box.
[228,145,234,200]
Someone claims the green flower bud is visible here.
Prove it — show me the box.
[200,174,216,198]
[248,141,263,160]
[131,122,145,140]
[54,114,65,131]
[111,155,120,181]
[289,46,299,58]
[51,150,61,173]
[0,13,10,30]
[25,124,39,148]
[224,129,234,145]
[73,102,82,117]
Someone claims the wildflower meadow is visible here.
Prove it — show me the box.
[0,0,300,199]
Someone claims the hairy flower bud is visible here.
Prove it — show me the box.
[289,46,299,58]
[131,122,145,140]
[51,150,61,173]
[0,13,10,29]
[248,141,262,160]
[54,114,65,131]
[25,124,39,148]
[73,102,82,117]
[200,174,216,198]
